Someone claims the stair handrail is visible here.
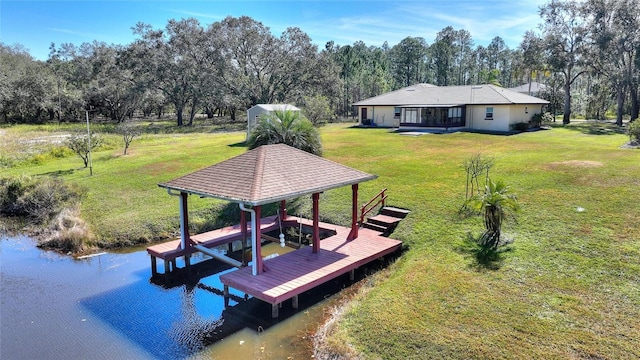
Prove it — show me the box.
[360,188,387,225]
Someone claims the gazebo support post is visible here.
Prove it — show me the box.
[347,184,359,241]
[239,203,263,275]
[312,193,320,253]
[179,192,190,249]
[180,192,192,270]
[255,205,263,274]
[280,200,287,220]
[150,256,157,276]
[240,210,248,266]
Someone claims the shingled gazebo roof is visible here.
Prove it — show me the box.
[158,144,377,206]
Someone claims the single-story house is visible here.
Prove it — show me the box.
[246,104,300,140]
[352,83,549,132]
[508,82,547,97]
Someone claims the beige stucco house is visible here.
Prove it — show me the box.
[353,83,549,132]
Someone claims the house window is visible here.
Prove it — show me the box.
[485,107,494,120]
[448,107,462,123]
[394,107,401,119]
[403,108,419,124]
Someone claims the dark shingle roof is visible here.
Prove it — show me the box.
[158,144,377,205]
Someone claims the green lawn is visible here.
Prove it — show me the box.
[321,124,640,359]
[2,124,250,245]
[2,122,639,358]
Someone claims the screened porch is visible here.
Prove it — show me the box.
[399,106,466,128]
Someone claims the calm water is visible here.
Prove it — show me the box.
[0,234,352,359]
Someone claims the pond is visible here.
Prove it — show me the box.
[0,234,371,359]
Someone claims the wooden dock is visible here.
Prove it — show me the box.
[146,215,403,318]
[220,223,402,318]
[150,144,407,318]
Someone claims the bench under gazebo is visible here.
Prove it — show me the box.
[147,144,403,317]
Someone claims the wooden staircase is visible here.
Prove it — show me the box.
[363,206,410,235]
[360,189,410,236]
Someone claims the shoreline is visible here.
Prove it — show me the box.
[312,265,395,360]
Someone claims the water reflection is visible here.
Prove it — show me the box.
[0,235,361,359]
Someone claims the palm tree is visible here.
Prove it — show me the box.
[466,179,519,249]
[248,109,323,155]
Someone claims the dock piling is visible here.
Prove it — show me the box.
[150,256,157,276]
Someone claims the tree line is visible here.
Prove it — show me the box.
[1,0,638,126]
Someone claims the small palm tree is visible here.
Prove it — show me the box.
[248,109,323,155]
[466,179,519,249]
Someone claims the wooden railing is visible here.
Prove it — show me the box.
[360,188,387,225]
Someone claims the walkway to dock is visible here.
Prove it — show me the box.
[220,223,402,318]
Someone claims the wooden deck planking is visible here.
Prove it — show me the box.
[260,253,345,292]
[282,216,339,232]
[191,214,280,246]
[147,239,187,258]
[219,226,401,305]
[147,215,280,260]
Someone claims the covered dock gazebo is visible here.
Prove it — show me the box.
[151,143,402,317]
[157,143,375,275]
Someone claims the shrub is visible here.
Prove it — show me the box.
[40,229,85,253]
[628,121,640,142]
[26,147,73,165]
[0,175,84,223]
[0,175,35,215]
[48,146,74,158]
[512,122,529,132]
[462,153,494,202]
[38,208,92,253]
[530,112,553,128]
[30,154,47,165]
[0,154,14,168]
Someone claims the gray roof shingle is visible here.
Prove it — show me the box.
[353,83,549,107]
[158,144,377,205]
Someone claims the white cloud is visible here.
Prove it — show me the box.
[48,27,104,39]
[170,9,224,20]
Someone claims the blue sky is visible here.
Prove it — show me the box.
[1,0,547,61]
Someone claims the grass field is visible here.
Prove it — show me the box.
[2,121,639,358]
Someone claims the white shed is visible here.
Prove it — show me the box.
[246,104,301,140]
